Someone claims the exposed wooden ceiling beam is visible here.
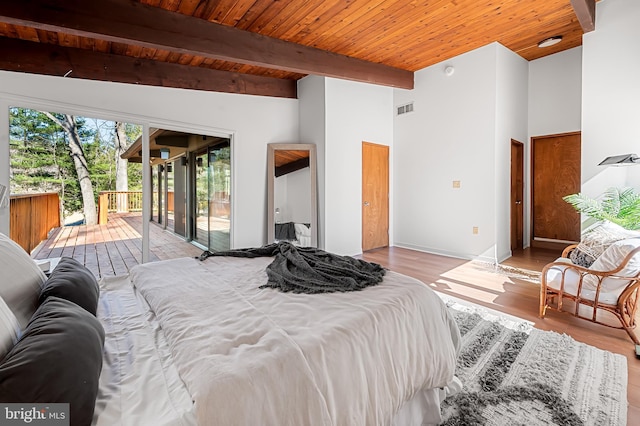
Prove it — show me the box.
[571,0,596,32]
[0,37,296,98]
[155,135,189,148]
[275,157,311,178]
[0,0,414,89]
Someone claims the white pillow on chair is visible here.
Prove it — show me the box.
[583,237,640,299]
[0,232,47,330]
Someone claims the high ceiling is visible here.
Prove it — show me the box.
[0,0,595,98]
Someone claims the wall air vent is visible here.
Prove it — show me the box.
[396,102,414,116]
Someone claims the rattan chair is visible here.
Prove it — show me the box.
[539,244,640,345]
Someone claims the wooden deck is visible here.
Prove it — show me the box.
[32,212,202,279]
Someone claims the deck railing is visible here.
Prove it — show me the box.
[98,191,143,224]
[10,192,61,253]
[97,191,175,224]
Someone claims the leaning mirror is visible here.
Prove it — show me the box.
[267,143,317,247]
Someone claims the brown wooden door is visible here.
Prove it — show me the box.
[510,139,524,250]
[362,142,389,251]
[532,133,581,245]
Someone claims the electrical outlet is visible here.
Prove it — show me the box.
[452,180,461,189]
[472,226,479,235]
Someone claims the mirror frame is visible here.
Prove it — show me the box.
[267,143,317,247]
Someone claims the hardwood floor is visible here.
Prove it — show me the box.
[360,246,639,424]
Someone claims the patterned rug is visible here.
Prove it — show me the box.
[471,261,542,284]
[440,298,628,426]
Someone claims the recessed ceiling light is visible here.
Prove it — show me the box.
[537,36,563,48]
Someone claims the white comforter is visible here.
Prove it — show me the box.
[130,256,460,426]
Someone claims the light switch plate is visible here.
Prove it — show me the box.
[452,180,461,188]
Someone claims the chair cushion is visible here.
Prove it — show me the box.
[0,232,47,330]
[544,260,620,305]
[545,238,640,304]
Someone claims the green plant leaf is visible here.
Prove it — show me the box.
[563,187,640,230]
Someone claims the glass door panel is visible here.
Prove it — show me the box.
[208,142,231,251]
[165,162,174,230]
[151,165,159,222]
[193,150,209,247]
[157,165,164,224]
[173,157,187,237]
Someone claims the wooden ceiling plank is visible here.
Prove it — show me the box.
[12,24,40,42]
[331,1,461,61]
[0,37,296,98]
[219,0,260,26]
[349,0,582,69]
[276,1,346,41]
[253,1,313,38]
[110,41,130,56]
[124,44,145,57]
[176,0,203,16]
[280,0,360,44]
[353,2,500,63]
[0,0,413,88]
[36,28,57,45]
[299,0,391,48]
[58,33,79,49]
[253,0,330,41]
[345,3,464,61]
[159,0,182,12]
[570,0,595,32]
[311,0,419,54]
[139,46,158,59]
[208,0,243,24]
[245,0,292,34]
[233,0,273,30]
[192,0,220,20]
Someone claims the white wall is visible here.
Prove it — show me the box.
[0,71,299,247]
[527,47,583,237]
[324,78,394,256]
[298,76,394,255]
[582,0,640,194]
[393,43,527,261]
[394,44,497,260]
[528,47,582,137]
[495,44,529,258]
[298,76,326,247]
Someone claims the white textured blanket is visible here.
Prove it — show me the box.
[130,256,460,425]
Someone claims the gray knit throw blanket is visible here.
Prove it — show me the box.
[198,242,386,294]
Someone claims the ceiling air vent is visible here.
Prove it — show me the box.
[396,102,414,116]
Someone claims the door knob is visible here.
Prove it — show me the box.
[515,200,522,205]
[363,201,370,206]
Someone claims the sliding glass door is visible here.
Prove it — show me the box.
[192,141,230,251]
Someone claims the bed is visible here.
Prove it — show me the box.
[0,232,461,426]
[274,221,312,246]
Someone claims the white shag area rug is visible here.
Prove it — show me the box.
[440,297,628,426]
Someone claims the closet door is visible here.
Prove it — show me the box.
[362,142,389,252]
[532,132,581,246]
